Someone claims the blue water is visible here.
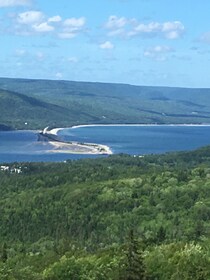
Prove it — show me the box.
[0,130,94,163]
[1,125,210,162]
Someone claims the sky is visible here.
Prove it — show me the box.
[0,0,210,88]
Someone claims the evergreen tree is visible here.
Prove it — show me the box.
[1,243,7,263]
[156,225,166,244]
[120,230,146,280]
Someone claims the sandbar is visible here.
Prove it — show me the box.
[39,127,112,155]
[47,140,112,155]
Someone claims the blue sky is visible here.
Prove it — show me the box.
[0,0,210,87]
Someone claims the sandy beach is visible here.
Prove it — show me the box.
[71,123,210,129]
[40,127,112,155]
[47,140,113,155]
[45,127,64,135]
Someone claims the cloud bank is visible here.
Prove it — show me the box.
[7,10,86,38]
[105,15,185,40]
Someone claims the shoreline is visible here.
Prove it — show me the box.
[45,123,210,155]
[47,127,64,135]
[1,123,210,133]
[46,123,210,135]
[71,123,210,130]
[39,127,112,155]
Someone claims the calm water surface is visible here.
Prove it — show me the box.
[0,125,210,162]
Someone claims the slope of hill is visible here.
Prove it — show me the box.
[0,89,104,129]
[1,77,210,129]
[0,148,210,278]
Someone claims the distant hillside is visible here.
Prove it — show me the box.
[0,89,101,129]
[1,77,210,129]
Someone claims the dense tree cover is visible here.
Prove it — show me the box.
[1,77,210,129]
[0,89,99,130]
[1,147,210,278]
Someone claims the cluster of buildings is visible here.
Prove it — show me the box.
[0,165,22,174]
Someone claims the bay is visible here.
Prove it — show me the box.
[0,125,210,163]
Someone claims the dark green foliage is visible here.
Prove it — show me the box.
[120,230,146,280]
[156,226,166,244]
[1,77,210,129]
[1,243,7,263]
[0,89,99,130]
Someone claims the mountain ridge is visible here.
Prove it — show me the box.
[1,77,210,129]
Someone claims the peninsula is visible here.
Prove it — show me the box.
[38,127,112,155]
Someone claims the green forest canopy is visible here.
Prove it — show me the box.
[0,146,210,279]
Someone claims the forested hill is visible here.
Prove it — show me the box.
[1,77,210,129]
[0,88,98,129]
[0,147,210,278]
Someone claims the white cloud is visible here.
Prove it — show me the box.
[48,15,62,23]
[59,17,86,39]
[162,21,185,39]
[135,22,161,33]
[64,17,86,28]
[0,0,30,7]
[105,15,127,29]
[4,11,86,39]
[33,22,54,32]
[100,41,114,49]
[104,16,185,40]
[14,11,55,34]
[105,15,134,38]
[131,21,184,39]
[144,45,174,61]
[17,11,44,25]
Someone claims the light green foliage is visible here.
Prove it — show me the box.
[0,148,210,278]
[145,242,210,279]
[43,251,121,280]
[43,256,85,280]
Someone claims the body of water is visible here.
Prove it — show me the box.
[1,125,210,162]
